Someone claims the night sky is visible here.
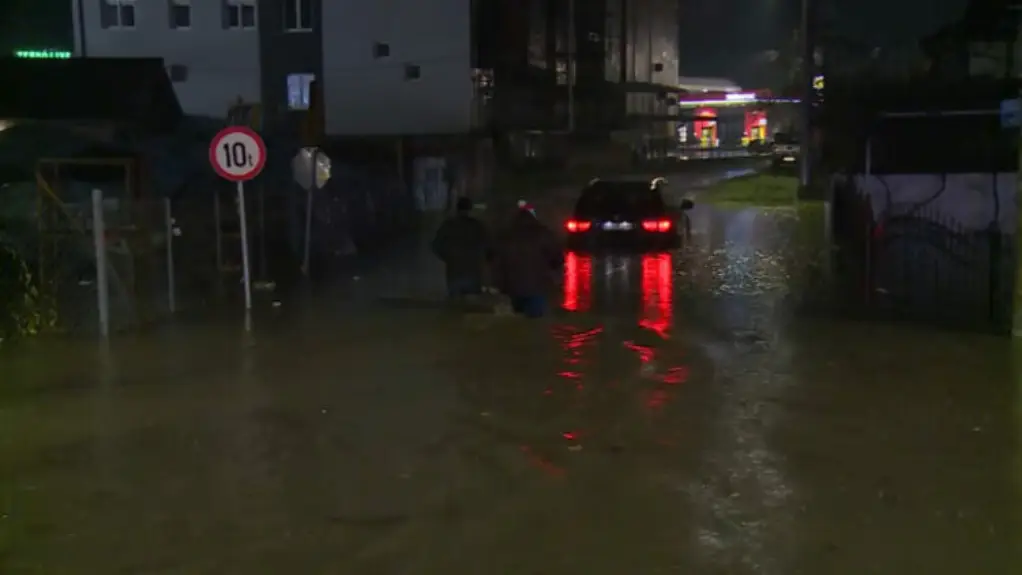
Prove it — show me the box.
[679,0,971,86]
[0,0,71,54]
[1,0,973,87]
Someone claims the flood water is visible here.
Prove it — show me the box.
[1,171,1019,574]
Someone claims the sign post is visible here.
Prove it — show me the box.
[291,147,331,275]
[209,126,266,312]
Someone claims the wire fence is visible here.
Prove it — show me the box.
[830,182,1014,335]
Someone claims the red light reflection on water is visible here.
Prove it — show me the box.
[646,389,670,410]
[562,252,592,312]
[662,366,689,385]
[520,445,566,478]
[623,341,655,363]
[558,326,601,367]
[639,253,673,337]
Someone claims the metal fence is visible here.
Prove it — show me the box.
[830,183,1014,334]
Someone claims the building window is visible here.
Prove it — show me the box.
[100,0,135,29]
[169,0,191,29]
[373,42,390,59]
[404,64,421,81]
[223,0,256,30]
[283,0,312,31]
[287,73,315,110]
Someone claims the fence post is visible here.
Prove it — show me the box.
[1015,124,1022,336]
[214,191,223,278]
[863,196,873,305]
[985,227,1001,330]
[92,188,110,338]
[164,197,176,314]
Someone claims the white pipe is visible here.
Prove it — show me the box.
[214,192,223,274]
[92,188,109,338]
[164,197,176,313]
[237,181,253,311]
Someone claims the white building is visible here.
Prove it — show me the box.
[71,0,474,135]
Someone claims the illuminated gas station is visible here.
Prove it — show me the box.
[672,78,801,151]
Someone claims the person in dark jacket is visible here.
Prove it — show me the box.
[432,197,491,297]
[493,202,563,318]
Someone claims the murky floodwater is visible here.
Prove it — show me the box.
[1,171,1019,573]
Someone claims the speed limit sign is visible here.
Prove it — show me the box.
[209,126,266,181]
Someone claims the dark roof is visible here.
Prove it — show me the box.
[0,123,136,185]
[0,57,182,133]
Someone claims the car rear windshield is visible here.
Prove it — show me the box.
[574,183,665,217]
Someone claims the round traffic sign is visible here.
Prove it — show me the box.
[292,147,332,190]
[209,126,266,181]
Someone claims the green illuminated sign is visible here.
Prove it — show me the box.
[13,49,72,59]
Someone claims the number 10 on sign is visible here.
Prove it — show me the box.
[209,126,267,313]
[221,141,253,170]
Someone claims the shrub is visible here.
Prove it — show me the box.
[0,242,56,345]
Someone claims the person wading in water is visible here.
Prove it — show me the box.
[493,201,563,318]
[431,197,492,298]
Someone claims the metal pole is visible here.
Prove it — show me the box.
[164,197,176,313]
[798,0,815,192]
[214,192,223,274]
[302,150,315,276]
[302,188,313,275]
[91,188,109,338]
[236,181,253,310]
[258,183,267,280]
[567,0,575,132]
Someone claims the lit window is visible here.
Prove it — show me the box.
[100,0,135,29]
[287,73,315,110]
[223,0,256,30]
[169,0,191,29]
[283,0,312,31]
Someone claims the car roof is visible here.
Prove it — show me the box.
[574,179,667,215]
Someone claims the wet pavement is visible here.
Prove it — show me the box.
[1,167,1019,574]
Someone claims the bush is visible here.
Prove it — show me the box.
[0,242,56,345]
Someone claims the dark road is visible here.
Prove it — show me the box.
[1,167,1018,574]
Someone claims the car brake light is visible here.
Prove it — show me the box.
[566,219,591,232]
[641,219,671,232]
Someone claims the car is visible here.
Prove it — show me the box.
[564,177,694,251]
[770,132,800,169]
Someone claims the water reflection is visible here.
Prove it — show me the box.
[562,251,675,337]
[640,253,673,338]
[562,251,592,312]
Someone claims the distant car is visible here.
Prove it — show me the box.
[564,177,694,251]
[771,133,800,168]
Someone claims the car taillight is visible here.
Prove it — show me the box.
[641,219,671,232]
[566,219,591,232]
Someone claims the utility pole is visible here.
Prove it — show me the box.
[567,0,576,132]
[798,0,816,193]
